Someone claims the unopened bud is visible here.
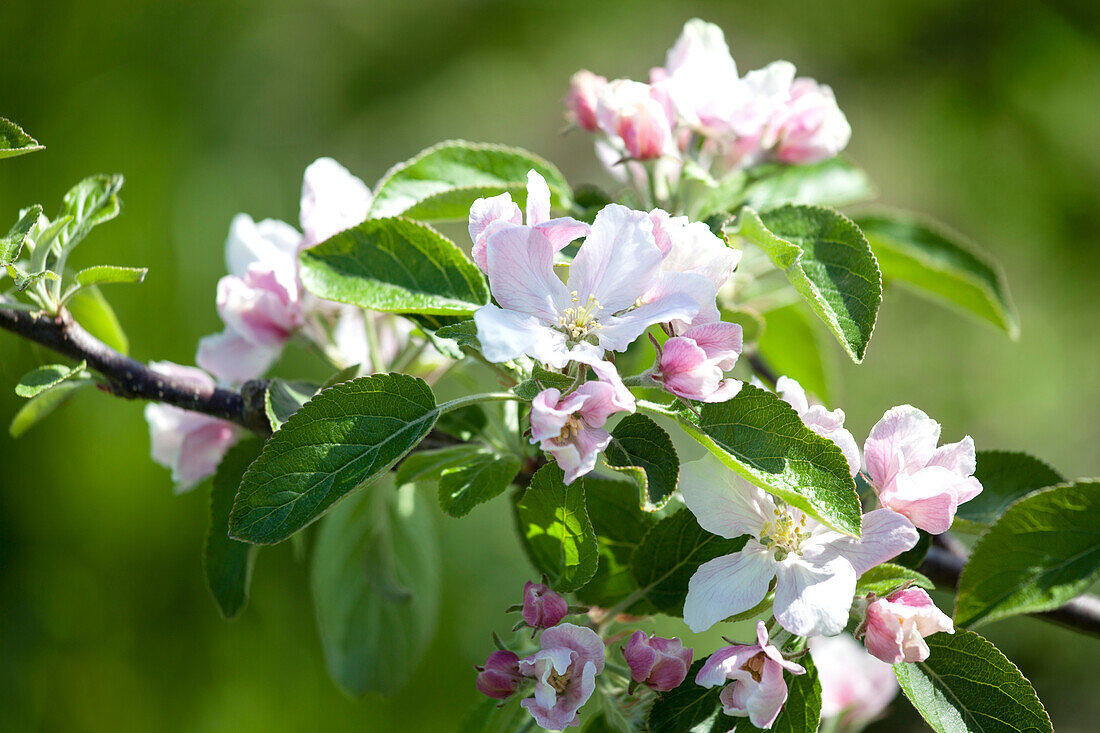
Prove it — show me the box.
[522,580,569,629]
[475,650,522,700]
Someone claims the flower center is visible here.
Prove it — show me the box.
[759,506,809,558]
[741,652,767,683]
[558,291,604,340]
[548,669,573,693]
[554,414,584,445]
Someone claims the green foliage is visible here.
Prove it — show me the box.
[263,379,318,431]
[758,304,831,403]
[67,286,130,354]
[229,374,439,544]
[369,140,572,220]
[457,696,532,733]
[955,481,1100,628]
[513,364,575,400]
[513,463,598,592]
[310,480,440,696]
[8,378,90,437]
[0,205,43,265]
[299,217,489,316]
[648,659,723,733]
[603,413,679,511]
[954,451,1064,529]
[204,440,262,619]
[401,444,522,517]
[630,509,748,615]
[858,212,1019,339]
[14,360,87,398]
[56,174,123,255]
[73,265,147,288]
[895,630,1052,733]
[737,205,882,363]
[575,476,656,609]
[0,117,44,159]
[738,157,874,211]
[856,563,934,598]
[669,383,862,536]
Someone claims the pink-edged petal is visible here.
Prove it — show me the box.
[598,292,700,352]
[821,508,919,575]
[568,203,663,313]
[485,225,570,322]
[473,304,567,367]
[529,388,569,442]
[196,330,280,384]
[748,659,790,729]
[469,193,521,262]
[864,405,942,488]
[572,381,625,428]
[568,345,636,413]
[684,544,776,633]
[224,213,301,280]
[525,170,552,225]
[704,379,743,403]
[696,645,759,688]
[534,218,589,251]
[655,212,741,290]
[927,435,976,476]
[541,623,606,673]
[299,157,372,247]
[886,467,962,534]
[174,419,238,491]
[680,461,773,538]
[682,321,743,370]
[775,375,810,416]
[773,554,856,637]
[645,270,719,330]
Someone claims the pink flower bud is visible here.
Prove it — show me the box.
[566,70,607,132]
[596,80,674,161]
[656,322,743,403]
[476,650,523,700]
[861,588,954,664]
[522,581,569,629]
[623,631,693,691]
[767,77,851,165]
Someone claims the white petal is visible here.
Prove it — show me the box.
[597,292,700,353]
[224,213,300,279]
[818,509,919,575]
[568,203,663,313]
[680,458,772,538]
[525,170,551,225]
[473,304,567,367]
[299,157,372,247]
[773,554,856,637]
[684,544,776,633]
[484,226,570,322]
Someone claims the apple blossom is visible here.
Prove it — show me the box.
[476,650,524,700]
[623,631,693,692]
[860,587,954,664]
[298,156,372,248]
[467,169,589,273]
[766,77,852,165]
[523,580,569,629]
[143,361,238,491]
[680,458,918,635]
[653,322,743,403]
[773,376,860,477]
[658,18,740,134]
[473,204,699,368]
[519,623,605,730]
[595,79,675,161]
[696,620,806,729]
[530,377,633,485]
[565,70,607,132]
[809,634,899,727]
[864,405,983,534]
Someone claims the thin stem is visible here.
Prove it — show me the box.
[436,391,525,415]
[620,372,656,388]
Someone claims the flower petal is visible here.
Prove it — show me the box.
[196,330,280,384]
[299,157,372,248]
[567,203,663,313]
[485,225,570,322]
[680,460,773,538]
[473,304,567,367]
[525,170,552,225]
[864,405,941,489]
[684,544,775,633]
[820,508,919,575]
[598,292,700,353]
[773,554,856,637]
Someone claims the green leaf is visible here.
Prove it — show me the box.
[434,319,481,350]
[395,445,471,485]
[893,529,933,570]
[739,157,874,211]
[758,304,831,403]
[1,205,43,266]
[9,379,91,437]
[68,285,130,354]
[736,205,882,362]
[57,174,124,254]
[955,451,1064,529]
[434,403,488,441]
[955,481,1100,628]
[437,450,522,518]
[513,365,576,400]
[894,630,1052,733]
[15,361,87,398]
[204,440,262,619]
[857,212,1019,339]
[668,384,862,536]
[630,509,748,615]
[648,659,723,733]
[856,563,934,598]
[457,695,532,733]
[0,117,44,159]
[299,217,489,316]
[575,476,657,609]
[229,373,439,545]
[730,656,822,733]
[74,265,147,287]
[263,378,318,431]
[513,463,599,592]
[311,480,440,696]
[7,265,58,291]
[604,413,679,511]
[370,140,572,221]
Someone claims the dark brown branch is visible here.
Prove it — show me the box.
[0,303,270,434]
[746,351,779,387]
[918,545,1100,638]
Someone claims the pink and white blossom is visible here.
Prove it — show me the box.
[566,70,607,132]
[476,650,524,700]
[468,170,589,273]
[623,631,693,692]
[522,580,569,629]
[143,361,239,491]
[299,156,372,248]
[809,634,898,727]
[519,623,605,730]
[530,376,634,484]
[659,19,740,134]
[765,78,851,165]
[864,405,983,534]
[774,376,860,477]
[861,587,954,664]
[696,621,806,729]
[655,322,743,403]
[595,79,676,161]
[473,204,700,369]
[680,458,918,636]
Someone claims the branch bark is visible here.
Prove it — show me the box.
[0,303,270,434]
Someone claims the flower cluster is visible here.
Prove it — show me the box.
[566,19,851,183]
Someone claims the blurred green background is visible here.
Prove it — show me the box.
[2,0,1098,730]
